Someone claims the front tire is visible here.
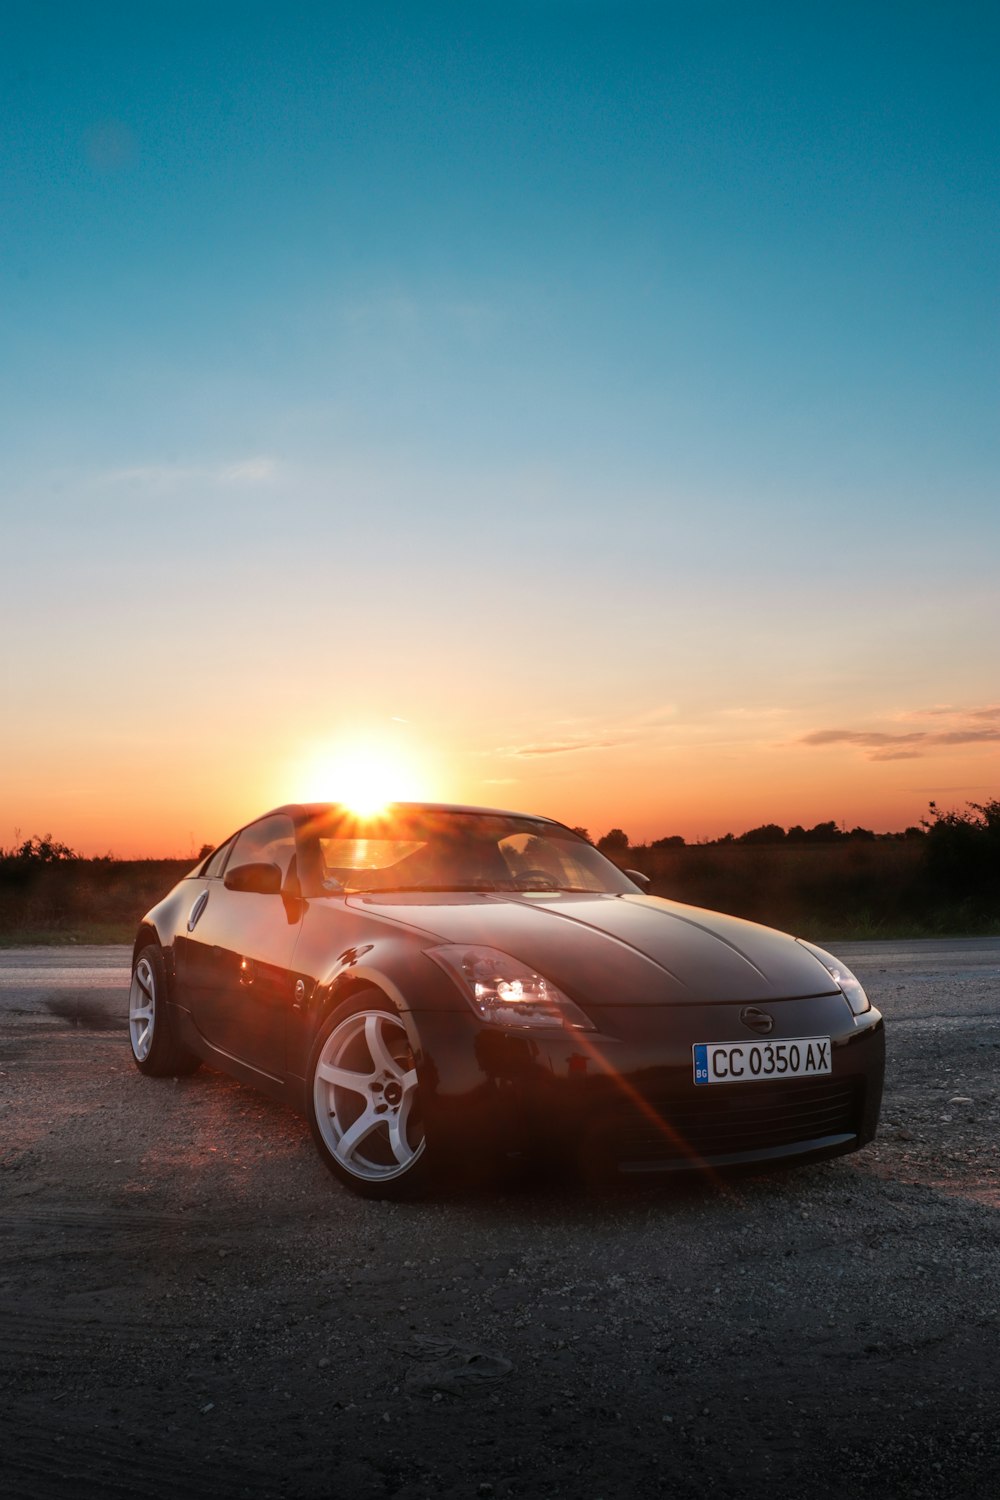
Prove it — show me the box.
[307,990,430,1199]
[128,944,200,1077]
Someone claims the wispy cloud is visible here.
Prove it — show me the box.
[487,699,857,769]
[100,456,281,490]
[931,728,1000,745]
[800,710,1000,762]
[483,698,808,766]
[801,730,925,749]
[500,738,623,759]
[488,702,679,763]
[898,703,1000,723]
[218,457,279,484]
[869,747,924,762]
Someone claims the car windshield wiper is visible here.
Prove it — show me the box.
[515,886,602,894]
[352,882,501,894]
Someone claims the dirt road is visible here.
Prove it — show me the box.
[1,940,998,1499]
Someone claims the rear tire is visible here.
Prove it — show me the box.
[307,989,431,1200]
[128,944,200,1077]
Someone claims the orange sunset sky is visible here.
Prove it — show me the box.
[3,5,997,857]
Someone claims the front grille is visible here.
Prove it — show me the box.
[600,1076,862,1166]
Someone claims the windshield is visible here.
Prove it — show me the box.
[305,809,637,896]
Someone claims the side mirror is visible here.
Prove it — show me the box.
[624,868,651,891]
[224,861,283,896]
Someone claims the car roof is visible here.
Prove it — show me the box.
[266,801,561,825]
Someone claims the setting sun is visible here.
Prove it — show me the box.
[293,737,438,817]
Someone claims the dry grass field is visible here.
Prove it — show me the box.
[0,859,192,945]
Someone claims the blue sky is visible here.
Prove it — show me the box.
[2,2,998,852]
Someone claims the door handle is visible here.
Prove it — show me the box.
[187,890,209,932]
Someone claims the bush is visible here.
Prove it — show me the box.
[0,833,78,865]
[922,799,1000,908]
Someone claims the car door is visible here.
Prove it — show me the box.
[183,814,303,1078]
[174,833,236,1020]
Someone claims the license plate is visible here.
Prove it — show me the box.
[692,1037,832,1085]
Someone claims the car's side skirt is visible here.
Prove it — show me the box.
[172,1004,290,1106]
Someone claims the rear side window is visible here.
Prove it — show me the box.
[204,837,236,879]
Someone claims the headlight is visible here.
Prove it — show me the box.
[797,939,871,1016]
[425,944,595,1030]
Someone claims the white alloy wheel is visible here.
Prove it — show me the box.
[312,1009,425,1184]
[129,954,156,1062]
[128,943,200,1076]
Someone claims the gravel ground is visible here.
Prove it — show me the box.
[1,940,998,1499]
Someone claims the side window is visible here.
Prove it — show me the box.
[227,816,297,881]
[204,836,236,879]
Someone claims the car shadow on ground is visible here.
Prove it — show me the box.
[43,996,127,1031]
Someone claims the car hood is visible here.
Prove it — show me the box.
[344,890,840,1006]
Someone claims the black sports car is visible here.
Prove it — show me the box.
[129,802,884,1197]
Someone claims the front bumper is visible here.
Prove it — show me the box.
[412,1002,885,1176]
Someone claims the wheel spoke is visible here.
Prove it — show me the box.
[388,1091,416,1165]
[317,1061,372,1098]
[130,1001,153,1021]
[336,1107,382,1163]
[365,1013,401,1078]
[132,1016,151,1058]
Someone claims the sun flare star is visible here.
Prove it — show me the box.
[295,740,435,816]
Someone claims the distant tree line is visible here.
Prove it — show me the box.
[583,819,928,853]
[0,834,211,867]
[1,801,997,938]
[579,800,1000,930]
[3,804,995,868]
